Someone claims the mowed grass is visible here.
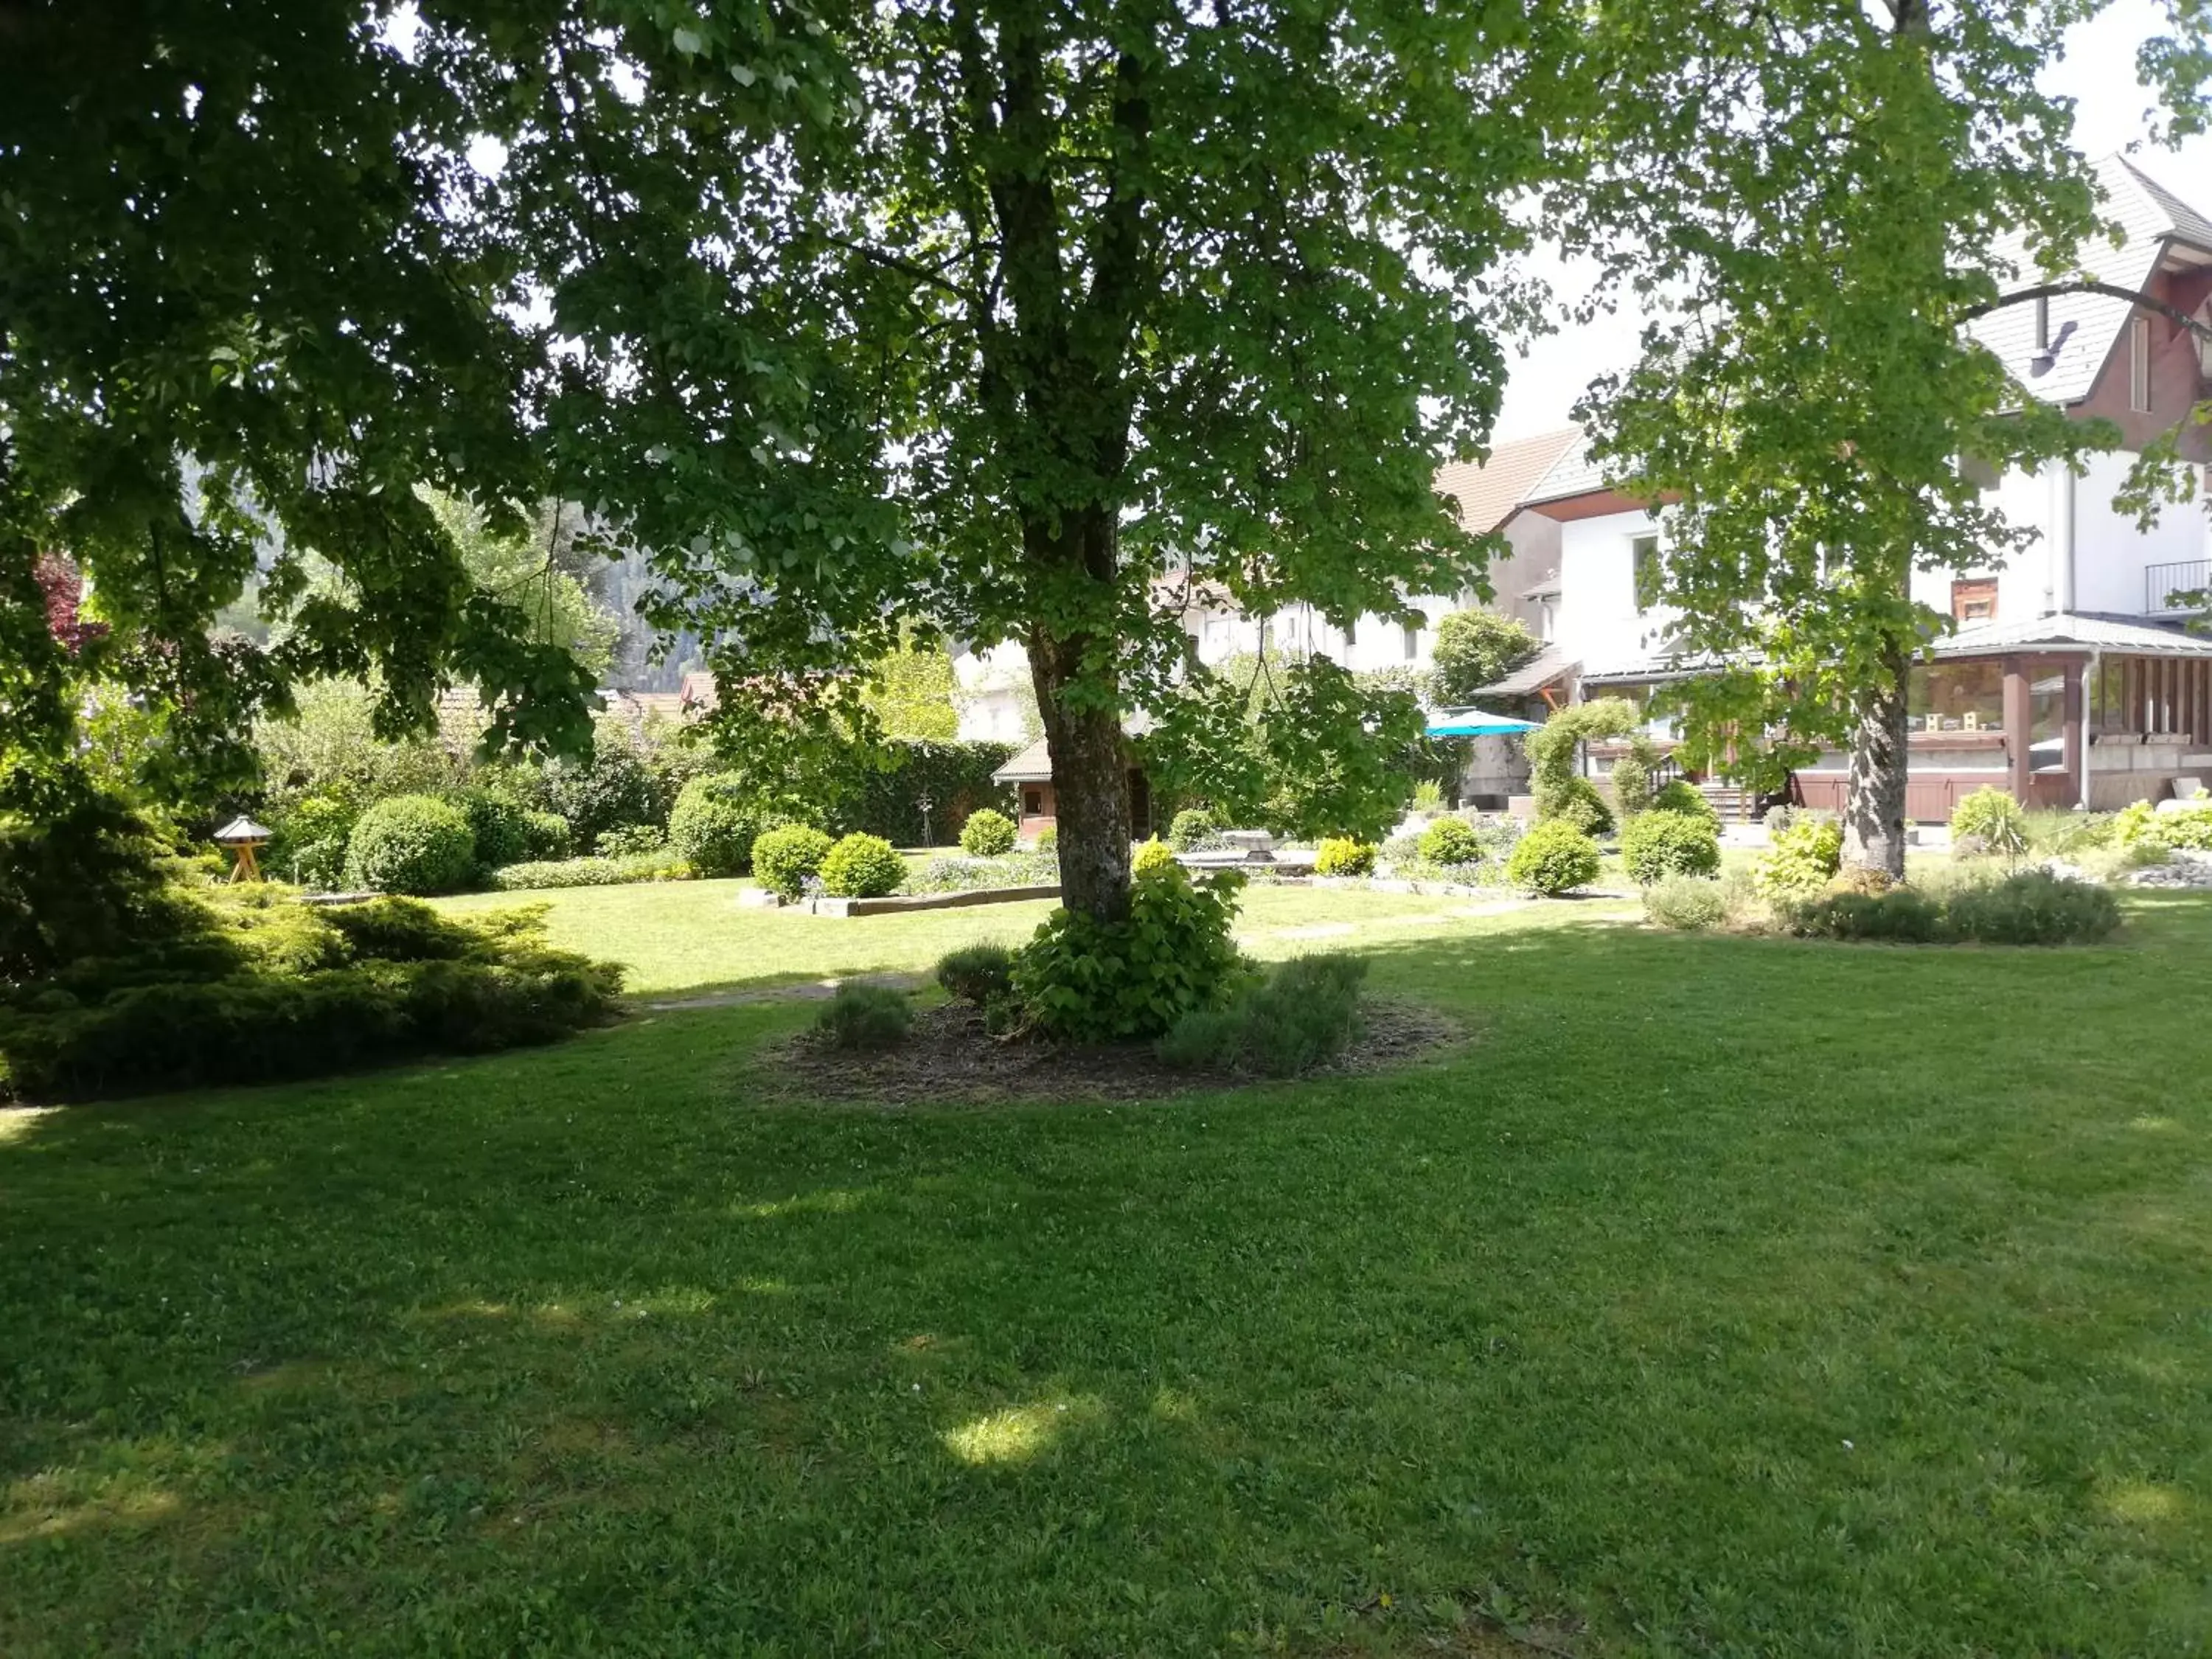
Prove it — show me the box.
[5,888,2212,1655]
[434,876,1559,997]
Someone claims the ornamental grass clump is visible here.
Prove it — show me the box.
[1949,786,2029,864]
[810,983,913,1051]
[1156,953,1367,1077]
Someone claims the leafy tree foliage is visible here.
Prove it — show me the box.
[515,0,1577,924]
[0,1,601,846]
[1568,0,2116,874]
[1429,611,1541,708]
[864,630,962,743]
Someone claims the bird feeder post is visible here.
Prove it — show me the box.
[212,816,274,884]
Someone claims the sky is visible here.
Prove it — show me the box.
[1488,0,2212,442]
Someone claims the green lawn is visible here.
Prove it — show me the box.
[6,887,2212,1655]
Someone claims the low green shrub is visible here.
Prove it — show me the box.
[752,825,835,900]
[1651,779,1719,824]
[1418,816,1482,866]
[487,852,689,891]
[1314,837,1377,877]
[810,983,913,1051]
[1950,786,2029,862]
[667,772,759,877]
[1034,824,1058,851]
[2024,809,2113,856]
[1944,869,2121,945]
[1410,779,1445,813]
[0,897,622,1102]
[935,943,1015,1007]
[1133,838,1180,877]
[1642,874,1729,931]
[959,807,1018,858]
[1787,886,1947,943]
[595,823,669,859]
[1535,774,1613,837]
[906,849,1059,894]
[1754,816,1843,900]
[343,795,477,895]
[1619,807,1722,886]
[820,833,905,899]
[1156,953,1366,1077]
[1012,863,1251,1041]
[1506,820,1601,895]
[1167,807,1220,852]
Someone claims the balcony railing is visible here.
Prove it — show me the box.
[2146,559,2211,615]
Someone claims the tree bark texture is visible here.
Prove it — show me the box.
[1026,509,1131,924]
[1843,646,1910,878]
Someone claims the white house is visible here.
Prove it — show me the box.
[1490,153,2212,818]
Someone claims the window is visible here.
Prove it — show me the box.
[1908,662,2005,734]
[1537,598,1557,643]
[2130,316,2152,413]
[1631,534,1661,612]
[1022,788,1044,816]
[1951,578,1998,624]
[1401,622,1420,661]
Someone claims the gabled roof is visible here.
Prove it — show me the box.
[994,737,1054,784]
[1434,429,1581,534]
[1968,153,2212,407]
[1521,433,1612,506]
[1473,644,1576,698]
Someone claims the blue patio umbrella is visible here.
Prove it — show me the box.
[1425,708,1543,737]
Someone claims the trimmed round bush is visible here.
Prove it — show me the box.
[1418,816,1481,866]
[1652,779,1719,824]
[668,773,759,877]
[1950,786,2028,860]
[752,824,833,901]
[819,832,905,899]
[1167,807,1220,852]
[1537,773,1614,838]
[1619,807,1722,886]
[342,795,476,895]
[1506,819,1601,895]
[1313,836,1376,877]
[1642,874,1728,931]
[959,807,1018,858]
[1034,824,1058,852]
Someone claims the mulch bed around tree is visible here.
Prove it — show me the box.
[749,997,1467,1107]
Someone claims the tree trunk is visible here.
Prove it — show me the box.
[1025,509,1131,925]
[1843,645,1910,878]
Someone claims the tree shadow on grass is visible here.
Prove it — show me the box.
[7,897,2212,1653]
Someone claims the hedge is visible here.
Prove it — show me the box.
[835,740,1017,846]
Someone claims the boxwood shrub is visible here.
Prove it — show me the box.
[753,824,835,901]
[820,833,905,899]
[1619,807,1722,885]
[1313,837,1376,877]
[343,795,476,895]
[958,807,1018,858]
[1167,807,1220,852]
[1506,819,1601,895]
[1417,816,1481,866]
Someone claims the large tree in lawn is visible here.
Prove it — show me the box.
[1567,0,2124,876]
[522,1,1571,922]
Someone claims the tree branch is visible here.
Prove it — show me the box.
[1962,279,2212,342]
